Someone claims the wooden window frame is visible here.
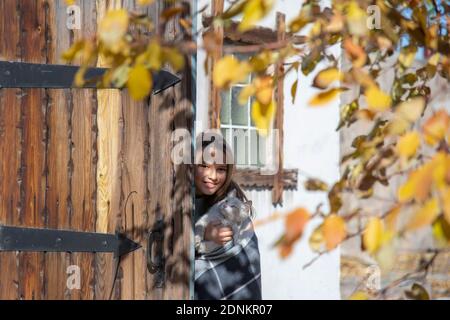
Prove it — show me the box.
[203,5,298,205]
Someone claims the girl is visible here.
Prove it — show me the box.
[194,132,262,300]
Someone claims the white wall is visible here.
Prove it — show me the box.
[194,0,341,300]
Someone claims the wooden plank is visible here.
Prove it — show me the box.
[42,0,72,300]
[121,91,148,300]
[235,168,298,190]
[0,0,21,300]
[147,87,173,300]
[202,16,306,46]
[16,0,48,300]
[69,0,98,300]
[208,0,224,129]
[272,12,285,206]
[94,0,123,300]
[165,0,193,300]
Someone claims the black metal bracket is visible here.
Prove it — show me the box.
[147,219,165,288]
[0,61,181,93]
[0,225,141,258]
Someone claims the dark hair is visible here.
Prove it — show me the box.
[194,131,253,216]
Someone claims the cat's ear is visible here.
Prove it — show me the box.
[228,189,237,197]
[243,200,252,211]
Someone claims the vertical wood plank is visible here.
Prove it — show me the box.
[17,0,48,300]
[164,0,193,300]
[208,0,224,129]
[94,0,123,300]
[0,0,21,300]
[121,92,148,300]
[70,0,98,300]
[43,0,73,300]
[272,12,285,206]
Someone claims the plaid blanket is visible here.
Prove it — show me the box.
[194,218,262,300]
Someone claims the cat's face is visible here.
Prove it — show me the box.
[219,190,252,221]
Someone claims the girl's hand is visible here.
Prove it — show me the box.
[205,221,233,245]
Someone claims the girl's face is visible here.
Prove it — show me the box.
[195,163,228,196]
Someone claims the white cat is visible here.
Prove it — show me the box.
[195,189,253,255]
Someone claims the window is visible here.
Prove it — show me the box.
[219,52,267,168]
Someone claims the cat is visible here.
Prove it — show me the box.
[194,189,253,255]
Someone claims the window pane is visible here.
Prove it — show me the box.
[250,96,256,127]
[232,128,248,166]
[220,90,231,124]
[257,131,266,167]
[231,87,249,126]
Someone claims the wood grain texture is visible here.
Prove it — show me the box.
[0,0,193,300]
[44,0,72,300]
[94,0,123,301]
[70,0,98,300]
[272,12,285,206]
[208,0,224,129]
[234,168,298,190]
[0,0,21,300]
[17,0,48,300]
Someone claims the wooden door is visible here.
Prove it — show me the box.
[0,0,193,300]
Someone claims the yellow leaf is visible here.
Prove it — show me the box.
[406,198,440,231]
[309,88,345,107]
[62,40,85,62]
[432,216,450,246]
[163,47,185,71]
[254,76,273,106]
[385,205,401,232]
[238,85,256,106]
[127,64,152,100]
[398,49,417,68]
[363,217,384,254]
[137,0,154,5]
[136,40,162,70]
[348,291,369,300]
[323,214,347,250]
[251,100,276,136]
[395,97,425,123]
[99,9,129,52]
[388,97,425,135]
[313,68,343,89]
[366,86,391,112]
[396,131,420,159]
[213,56,251,88]
[441,187,450,225]
[309,224,325,252]
[304,178,329,191]
[291,79,298,104]
[345,1,368,37]
[428,53,441,66]
[239,0,274,32]
[422,110,450,146]
[398,163,434,203]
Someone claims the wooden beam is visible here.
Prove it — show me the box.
[272,12,286,206]
[208,0,224,129]
[234,168,298,190]
[202,15,305,45]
